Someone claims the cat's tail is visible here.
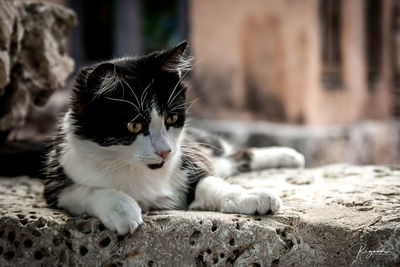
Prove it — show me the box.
[213,147,305,178]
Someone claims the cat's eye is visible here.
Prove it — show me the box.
[127,122,142,133]
[166,114,179,125]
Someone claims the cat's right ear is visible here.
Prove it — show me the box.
[86,63,120,98]
[160,41,192,76]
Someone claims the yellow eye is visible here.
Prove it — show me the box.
[127,122,142,133]
[166,114,179,125]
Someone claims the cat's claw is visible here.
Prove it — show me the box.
[92,190,143,235]
[220,189,282,215]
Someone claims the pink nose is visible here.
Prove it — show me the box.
[156,149,171,160]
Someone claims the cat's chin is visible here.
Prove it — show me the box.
[147,162,165,170]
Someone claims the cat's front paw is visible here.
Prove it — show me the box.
[92,190,143,235]
[220,189,282,215]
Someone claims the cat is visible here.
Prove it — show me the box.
[43,42,305,235]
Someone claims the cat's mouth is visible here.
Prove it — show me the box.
[147,162,165,169]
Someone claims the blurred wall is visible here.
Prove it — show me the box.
[190,0,397,125]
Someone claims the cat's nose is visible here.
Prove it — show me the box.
[156,149,171,160]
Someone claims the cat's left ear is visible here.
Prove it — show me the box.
[160,41,192,76]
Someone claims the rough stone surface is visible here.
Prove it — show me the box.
[0,0,76,133]
[193,119,400,167]
[0,165,399,266]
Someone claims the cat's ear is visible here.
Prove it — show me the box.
[86,63,120,98]
[160,41,192,76]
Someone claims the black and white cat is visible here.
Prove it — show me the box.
[44,42,304,235]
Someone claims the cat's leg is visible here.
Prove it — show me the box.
[188,176,282,215]
[247,147,305,169]
[214,147,305,177]
[58,185,143,235]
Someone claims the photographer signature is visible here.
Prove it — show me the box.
[355,244,391,262]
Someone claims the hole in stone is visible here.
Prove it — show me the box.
[77,222,92,234]
[32,230,41,237]
[24,239,33,248]
[66,240,73,251]
[211,223,217,232]
[79,246,88,256]
[0,230,4,238]
[195,254,206,267]
[220,253,225,258]
[190,230,201,246]
[20,219,28,226]
[254,218,262,221]
[199,220,203,225]
[213,257,218,264]
[252,264,261,267]
[37,222,45,229]
[0,246,2,255]
[148,260,154,266]
[100,237,111,247]
[117,235,125,242]
[4,251,14,260]
[7,232,15,243]
[272,259,280,265]
[233,249,239,256]
[229,239,235,246]
[17,214,25,219]
[30,216,37,219]
[206,249,211,254]
[34,250,43,260]
[53,237,61,246]
[98,224,106,232]
[236,222,240,230]
[62,230,71,238]
[29,211,36,214]
[13,241,19,248]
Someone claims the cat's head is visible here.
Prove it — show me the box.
[69,42,191,169]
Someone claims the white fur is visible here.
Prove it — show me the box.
[250,147,305,169]
[58,109,187,234]
[189,176,282,214]
[213,157,236,178]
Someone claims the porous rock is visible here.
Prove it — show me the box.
[0,0,76,133]
[0,165,399,266]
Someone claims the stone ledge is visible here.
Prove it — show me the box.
[0,165,399,266]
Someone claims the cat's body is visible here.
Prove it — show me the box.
[44,42,304,234]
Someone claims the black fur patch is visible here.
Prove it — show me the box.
[70,46,188,147]
[43,131,74,207]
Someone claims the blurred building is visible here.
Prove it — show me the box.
[190,0,400,125]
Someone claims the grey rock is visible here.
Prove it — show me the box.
[0,0,76,132]
[0,165,399,266]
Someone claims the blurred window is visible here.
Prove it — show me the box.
[319,0,343,90]
[365,0,383,90]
